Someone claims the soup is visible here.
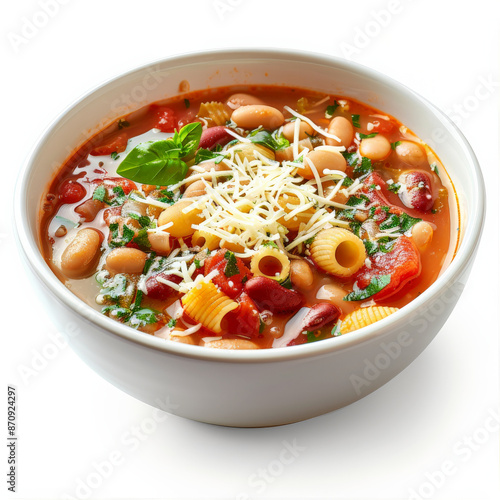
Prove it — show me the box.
[39,86,457,349]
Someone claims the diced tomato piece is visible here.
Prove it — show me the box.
[370,119,396,134]
[151,105,177,132]
[222,293,260,337]
[205,249,252,299]
[59,180,87,204]
[361,172,402,214]
[90,132,128,156]
[354,236,421,301]
[93,177,137,195]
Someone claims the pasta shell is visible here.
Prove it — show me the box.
[191,230,221,251]
[181,281,238,334]
[310,228,366,277]
[340,306,399,334]
[197,102,231,127]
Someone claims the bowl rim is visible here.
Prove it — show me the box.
[14,48,485,364]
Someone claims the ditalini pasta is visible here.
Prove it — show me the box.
[40,85,457,349]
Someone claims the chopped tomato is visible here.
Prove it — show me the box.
[361,172,402,215]
[354,235,421,301]
[59,180,86,204]
[370,119,396,134]
[90,132,128,156]
[205,249,252,299]
[93,177,137,195]
[151,105,177,132]
[222,293,260,337]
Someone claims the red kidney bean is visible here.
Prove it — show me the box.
[399,170,434,212]
[244,276,304,314]
[302,303,341,331]
[145,273,182,301]
[199,126,232,150]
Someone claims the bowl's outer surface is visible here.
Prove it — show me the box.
[15,50,485,427]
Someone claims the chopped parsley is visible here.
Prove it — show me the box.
[388,182,401,193]
[194,259,202,269]
[262,241,279,249]
[351,114,361,128]
[343,275,391,301]
[325,100,339,118]
[184,98,190,108]
[353,156,373,176]
[167,318,177,328]
[304,236,315,246]
[158,189,175,204]
[224,251,240,277]
[430,163,440,177]
[359,132,378,139]
[110,151,120,160]
[248,129,290,151]
[92,185,107,203]
[391,140,402,150]
[341,176,354,187]
[280,275,293,289]
[195,148,226,164]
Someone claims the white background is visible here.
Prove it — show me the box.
[2,1,499,499]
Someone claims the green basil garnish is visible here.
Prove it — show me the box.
[343,275,391,301]
[116,122,202,185]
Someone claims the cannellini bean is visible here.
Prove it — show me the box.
[226,93,265,109]
[170,330,197,345]
[183,179,210,198]
[282,121,314,142]
[411,221,434,251]
[106,247,147,275]
[203,338,260,349]
[148,231,171,255]
[185,161,230,187]
[302,149,347,179]
[359,135,391,161]
[231,105,284,130]
[157,200,204,238]
[317,284,357,314]
[325,116,354,148]
[395,140,427,167]
[290,259,314,289]
[60,228,102,279]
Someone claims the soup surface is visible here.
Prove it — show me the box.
[40,85,457,349]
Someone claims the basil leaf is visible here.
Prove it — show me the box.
[363,240,379,256]
[117,140,187,185]
[158,189,175,205]
[352,114,361,128]
[132,228,151,250]
[177,122,202,156]
[343,275,391,301]
[248,129,289,151]
[379,214,400,231]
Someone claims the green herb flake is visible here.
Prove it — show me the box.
[325,100,339,118]
[262,241,279,249]
[248,129,289,151]
[359,132,378,139]
[111,186,127,206]
[167,318,177,328]
[363,240,379,256]
[304,236,316,246]
[391,140,402,150]
[194,259,202,269]
[92,185,107,203]
[354,156,373,176]
[341,176,354,187]
[349,221,362,238]
[195,148,226,165]
[430,163,440,177]
[117,119,130,129]
[343,274,391,301]
[142,252,156,275]
[351,114,361,128]
[158,189,175,205]
[399,212,422,232]
[379,214,401,231]
[132,228,151,250]
[110,151,120,160]
[280,275,293,289]
[224,251,240,278]
[259,318,266,334]
[331,322,342,337]
[184,98,190,108]
[306,331,322,343]
[342,151,359,166]
[388,182,401,194]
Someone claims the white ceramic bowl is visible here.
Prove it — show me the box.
[14,49,485,427]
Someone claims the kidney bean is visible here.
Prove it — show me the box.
[399,170,434,212]
[145,273,182,301]
[199,126,232,150]
[244,276,304,314]
[302,303,341,331]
